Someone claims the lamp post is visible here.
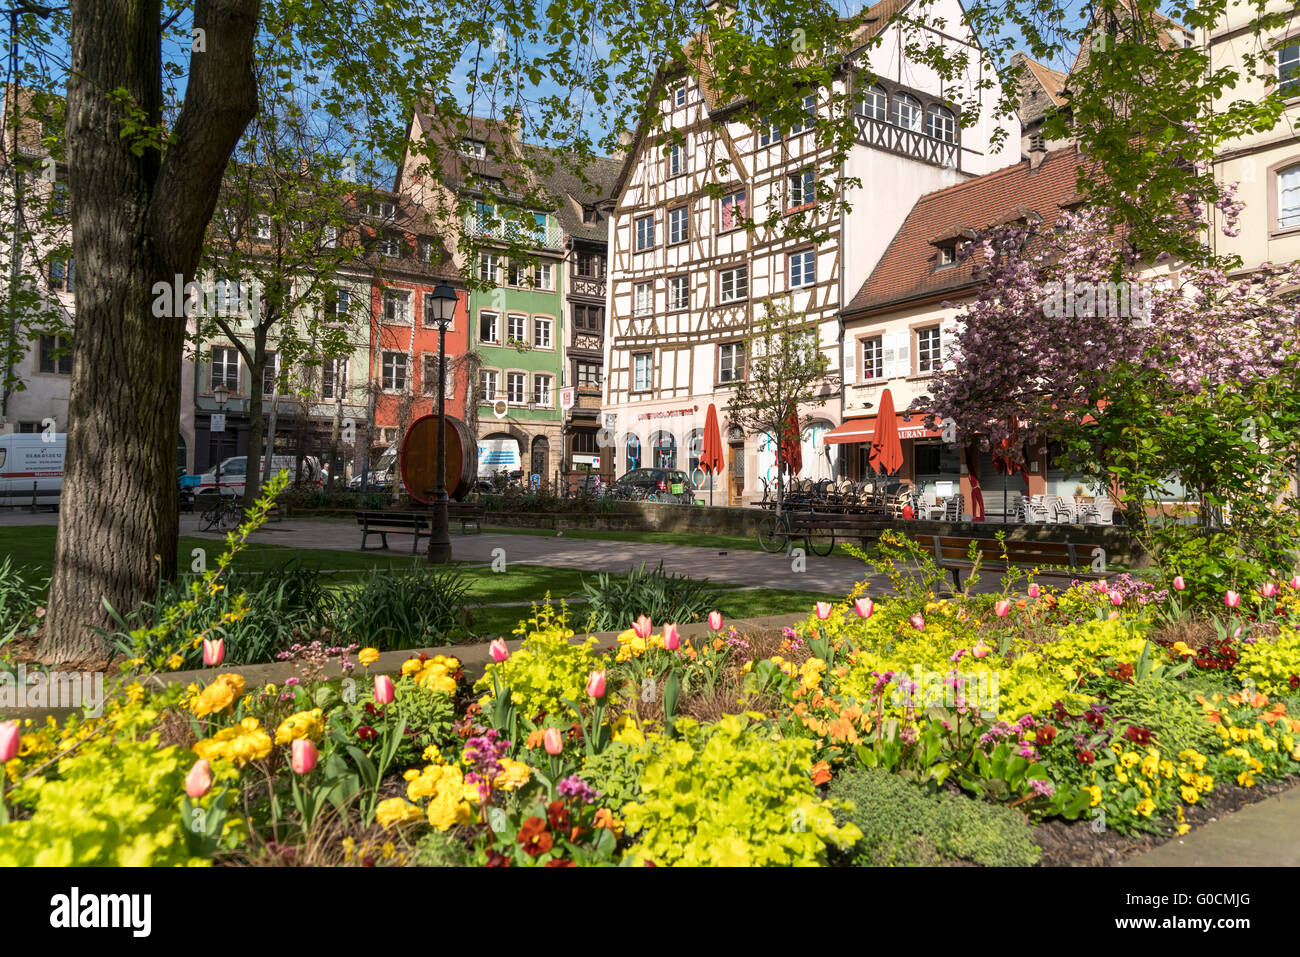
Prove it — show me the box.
[213,384,230,501]
[426,282,458,563]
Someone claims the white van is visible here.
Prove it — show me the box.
[0,432,66,506]
[195,454,322,499]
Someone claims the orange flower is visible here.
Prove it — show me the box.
[525,728,547,749]
[810,760,832,786]
[827,717,858,744]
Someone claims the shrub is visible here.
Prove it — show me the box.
[579,740,646,812]
[827,767,1040,867]
[337,568,469,650]
[475,603,607,721]
[1235,628,1300,697]
[0,557,43,647]
[1097,673,1217,756]
[580,561,719,632]
[619,714,862,866]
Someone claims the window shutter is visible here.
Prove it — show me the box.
[887,331,909,378]
[844,338,856,385]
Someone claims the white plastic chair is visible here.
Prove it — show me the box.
[1053,494,1077,524]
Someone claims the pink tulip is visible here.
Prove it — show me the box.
[1290,575,1300,590]
[1232,626,1243,639]
[185,758,213,798]
[854,598,874,618]
[972,641,990,659]
[994,599,1011,618]
[1172,576,1185,591]
[544,727,563,756]
[0,720,19,763]
[1110,592,1124,607]
[374,674,395,705]
[633,615,653,639]
[815,602,832,620]
[290,739,318,775]
[663,623,680,651]
[586,670,607,699]
[1092,580,1108,594]
[908,613,925,631]
[1261,582,1279,599]
[708,610,723,631]
[1026,583,1040,599]
[489,639,509,663]
[1225,590,1241,609]
[202,638,225,667]
[1107,610,1121,621]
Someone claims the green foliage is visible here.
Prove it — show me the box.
[0,557,44,648]
[579,561,719,632]
[337,568,470,650]
[1235,629,1300,698]
[336,673,455,768]
[412,828,472,866]
[1098,673,1217,756]
[579,740,645,812]
[828,767,1040,867]
[619,714,862,866]
[475,603,607,721]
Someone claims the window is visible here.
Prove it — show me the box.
[759,119,782,146]
[51,182,68,218]
[582,206,598,225]
[576,360,602,388]
[38,335,72,374]
[788,93,817,134]
[479,310,500,344]
[213,278,243,316]
[937,243,957,266]
[857,83,887,120]
[635,214,656,251]
[506,371,526,404]
[460,138,487,158]
[506,260,529,287]
[625,435,641,471]
[926,105,956,143]
[1278,164,1300,229]
[532,212,549,245]
[325,286,350,319]
[668,205,689,245]
[533,374,553,406]
[323,225,337,248]
[673,82,687,107]
[634,282,653,316]
[633,352,653,392]
[383,290,410,323]
[788,168,816,209]
[1281,42,1300,97]
[890,93,922,131]
[262,353,279,396]
[789,248,816,288]
[365,200,396,219]
[48,258,73,291]
[533,262,555,290]
[382,352,409,391]
[916,326,942,373]
[668,143,685,177]
[418,239,434,263]
[720,190,746,231]
[475,201,495,232]
[718,341,744,383]
[423,292,456,328]
[210,346,239,392]
[533,315,553,349]
[668,275,689,311]
[507,313,527,343]
[423,354,454,398]
[861,336,882,380]
[480,369,499,402]
[576,251,605,277]
[479,252,500,284]
[573,303,604,331]
[255,215,272,241]
[719,265,748,304]
[322,358,347,399]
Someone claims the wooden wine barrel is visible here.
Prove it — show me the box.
[400,414,477,503]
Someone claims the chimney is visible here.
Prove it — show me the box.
[1028,133,1047,170]
[617,129,634,149]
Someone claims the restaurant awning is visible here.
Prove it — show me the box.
[822,414,943,445]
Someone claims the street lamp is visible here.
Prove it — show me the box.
[212,384,230,502]
[426,282,458,563]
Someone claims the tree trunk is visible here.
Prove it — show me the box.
[42,0,258,663]
[242,331,267,508]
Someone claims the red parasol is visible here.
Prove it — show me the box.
[700,404,725,505]
[964,444,985,522]
[779,402,802,475]
[868,388,904,475]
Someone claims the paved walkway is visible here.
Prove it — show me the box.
[1126,785,1300,866]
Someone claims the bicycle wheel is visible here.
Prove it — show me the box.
[756,512,788,553]
[199,503,222,532]
[220,502,242,531]
[806,525,834,557]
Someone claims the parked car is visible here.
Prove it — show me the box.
[195,455,322,499]
[350,444,398,491]
[0,432,65,506]
[614,467,694,502]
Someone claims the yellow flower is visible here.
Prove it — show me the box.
[1236,771,1255,788]
[1195,774,1214,793]
[1136,798,1156,817]
[493,757,532,791]
[1176,823,1191,835]
[1140,754,1159,778]
[358,648,380,668]
[166,653,184,670]
[416,671,456,695]
[401,658,423,677]
[427,795,473,830]
[274,708,325,745]
[1086,785,1102,807]
[192,673,247,717]
[611,714,644,747]
[1120,751,1139,769]
[1116,769,1129,784]
[1180,785,1199,804]
[375,798,425,829]
[192,717,272,767]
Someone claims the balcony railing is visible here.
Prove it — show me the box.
[569,275,606,299]
[854,115,958,170]
[463,214,564,250]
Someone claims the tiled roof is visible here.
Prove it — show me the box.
[844,144,1088,315]
[522,145,623,243]
[1012,52,1068,126]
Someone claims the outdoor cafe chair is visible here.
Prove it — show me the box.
[1053,494,1078,524]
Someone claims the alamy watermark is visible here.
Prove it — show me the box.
[151,275,263,320]
[0,665,105,717]
[1041,277,1153,320]
[891,665,1000,719]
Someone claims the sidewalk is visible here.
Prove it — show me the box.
[1125,785,1300,866]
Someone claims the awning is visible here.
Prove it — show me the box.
[822,414,943,445]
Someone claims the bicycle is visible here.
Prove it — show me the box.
[755,504,832,556]
[199,495,243,532]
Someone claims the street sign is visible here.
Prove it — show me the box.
[210,414,226,433]
[560,386,576,411]
[530,473,541,487]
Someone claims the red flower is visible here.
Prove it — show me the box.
[357,725,378,741]
[1077,749,1095,765]
[1035,726,1058,746]
[544,858,576,867]
[484,849,512,867]
[1289,674,1299,691]
[546,800,571,832]
[1083,711,1104,729]
[517,816,553,857]
[1124,725,1152,746]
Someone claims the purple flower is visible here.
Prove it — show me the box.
[556,774,599,804]
[1029,779,1056,797]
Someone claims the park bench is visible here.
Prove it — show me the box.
[447,501,484,534]
[928,535,1109,590]
[787,510,891,553]
[356,510,429,553]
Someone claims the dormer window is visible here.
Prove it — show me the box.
[364,200,395,219]
[582,206,598,225]
[937,243,957,266]
[460,138,488,158]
